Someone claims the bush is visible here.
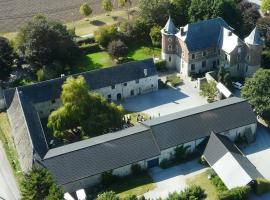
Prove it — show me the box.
[94,25,119,47]
[131,164,142,175]
[211,175,227,192]
[166,192,180,200]
[218,186,251,200]
[159,158,175,169]
[96,191,120,200]
[179,185,206,200]
[256,178,270,195]
[174,145,189,161]
[79,43,101,53]
[166,75,183,87]
[150,26,162,47]
[101,171,117,186]
[155,60,167,71]
[107,40,128,59]
[124,195,139,200]
[75,37,95,46]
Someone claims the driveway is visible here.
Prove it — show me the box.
[0,142,20,200]
[242,124,270,179]
[144,160,207,199]
[122,79,207,118]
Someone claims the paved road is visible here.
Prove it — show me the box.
[122,78,207,118]
[144,160,207,199]
[0,142,20,200]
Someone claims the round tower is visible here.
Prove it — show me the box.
[161,16,178,69]
[244,27,263,77]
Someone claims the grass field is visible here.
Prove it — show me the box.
[128,44,161,60]
[186,171,219,200]
[0,112,23,185]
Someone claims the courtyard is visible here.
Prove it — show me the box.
[122,77,207,118]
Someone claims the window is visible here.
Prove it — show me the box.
[218,50,221,55]
[225,54,228,61]
[169,56,171,62]
[237,55,240,61]
[123,82,127,86]
[136,79,139,84]
[130,90,134,96]
[202,61,206,68]
[107,94,111,99]
[168,45,173,51]
[237,64,240,71]
[246,65,248,72]
[192,54,195,59]
[191,64,195,71]
[217,59,220,66]
[246,55,250,61]
[168,37,172,43]
[203,51,206,56]
[51,99,55,104]
[111,85,115,89]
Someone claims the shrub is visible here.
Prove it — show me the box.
[94,25,118,47]
[166,192,180,200]
[256,178,270,195]
[101,171,116,186]
[124,195,139,200]
[80,3,92,18]
[150,26,162,47]
[218,186,251,200]
[107,40,128,59]
[174,145,189,161]
[166,75,183,87]
[206,168,217,178]
[79,43,101,54]
[179,185,206,200]
[96,191,120,200]
[159,158,175,169]
[211,175,227,192]
[155,60,167,71]
[131,164,142,175]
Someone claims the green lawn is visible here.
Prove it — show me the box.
[128,44,161,61]
[186,171,219,200]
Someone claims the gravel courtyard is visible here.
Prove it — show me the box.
[122,78,207,118]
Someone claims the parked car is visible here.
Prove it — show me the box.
[232,82,243,90]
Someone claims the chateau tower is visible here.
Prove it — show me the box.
[161,16,178,69]
[244,27,263,76]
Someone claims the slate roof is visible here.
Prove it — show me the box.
[142,97,256,150]
[4,58,157,106]
[204,133,263,189]
[43,124,160,185]
[163,16,178,34]
[244,27,263,45]
[176,18,232,52]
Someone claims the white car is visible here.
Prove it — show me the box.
[232,82,243,90]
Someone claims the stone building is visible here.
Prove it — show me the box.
[161,17,263,77]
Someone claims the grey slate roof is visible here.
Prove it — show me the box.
[142,97,256,150]
[163,16,178,34]
[4,58,157,106]
[204,133,263,180]
[179,18,232,52]
[43,124,160,185]
[244,27,263,45]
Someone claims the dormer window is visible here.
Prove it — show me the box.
[192,54,195,59]
[168,45,173,51]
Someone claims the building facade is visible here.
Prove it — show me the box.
[161,17,263,77]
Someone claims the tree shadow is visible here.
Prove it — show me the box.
[90,20,106,26]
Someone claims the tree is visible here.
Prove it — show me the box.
[149,26,162,47]
[94,25,118,47]
[47,76,125,141]
[96,191,120,200]
[102,0,113,14]
[262,0,270,13]
[262,48,270,69]
[15,15,78,68]
[169,0,191,27]
[107,40,128,59]
[80,3,92,18]
[257,17,270,47]
[138,0,170,26]
[21,166,63,200]
[241,69,270,116]
[218,66,233,89]
[0,37,13,80]
[200,81,217,102]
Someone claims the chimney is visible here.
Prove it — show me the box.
[144,69,148,77]
[228,31,232,36]
[180,27,185,36]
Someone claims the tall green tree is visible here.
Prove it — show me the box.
[138,0,170,26]
[21,166,63,200]
[0,37,13,80]
[257,17,270,47]
[149,26,162,47]
[48,76,125,141]
[241,69,270,116]
[15,15,78,68]
[218,66,233,89]
[169,0,191,27]
[102,0,113,14]
[94,25,118,47]
[200,81,218,102]
[262,0,270,13]
[80,3,92,18]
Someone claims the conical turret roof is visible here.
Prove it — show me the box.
[163,16,177,34]
[244,27,263,45]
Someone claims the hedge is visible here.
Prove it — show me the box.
[218,186,251,200]
[155,60,167,71]
[79,43,101,53]
[256,178,270,195]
